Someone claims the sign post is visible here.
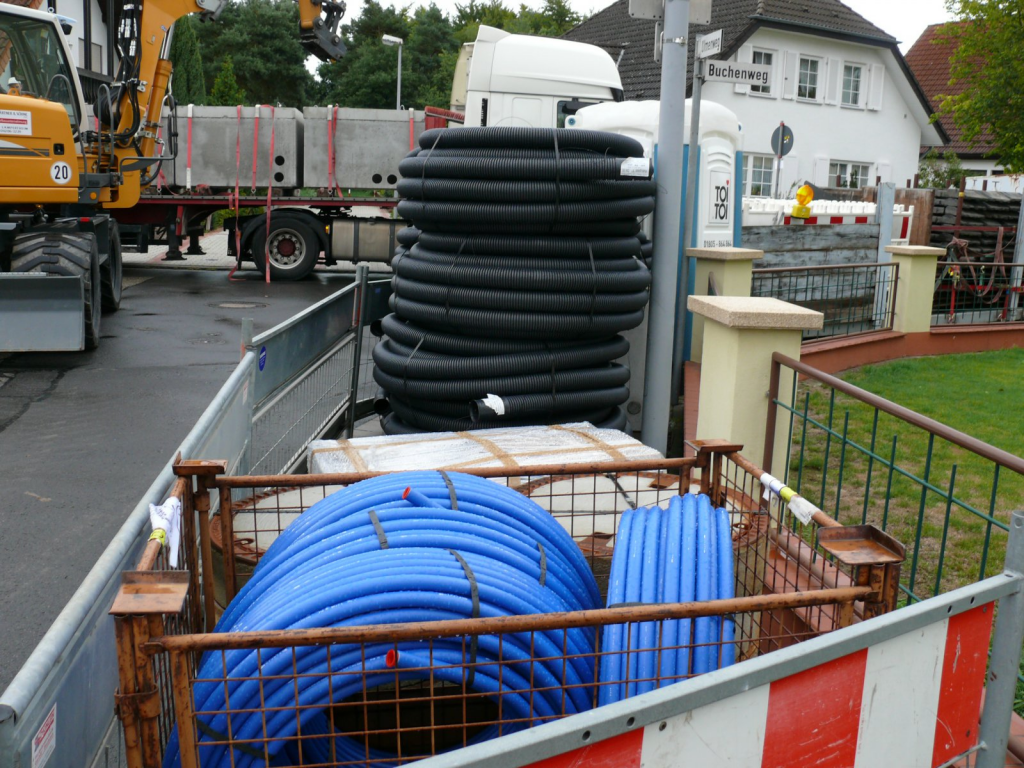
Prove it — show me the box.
[641,0,693,454]
[770,121,793,198]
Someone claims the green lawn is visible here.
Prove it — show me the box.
[784,348,1024,600]
[782,348,1024,710]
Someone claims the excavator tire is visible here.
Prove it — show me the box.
[101,220,123,311]
[10,229,102,350]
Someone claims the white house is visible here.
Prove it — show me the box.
[564,0,948,196]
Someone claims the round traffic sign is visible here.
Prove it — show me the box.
[770,124,794,157]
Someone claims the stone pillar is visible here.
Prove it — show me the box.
[689,295,823,472]
[687,247,762,363]
[885,245,945,333]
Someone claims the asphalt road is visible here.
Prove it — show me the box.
[0,267,351,690]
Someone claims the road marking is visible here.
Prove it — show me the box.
[122,276,153,290]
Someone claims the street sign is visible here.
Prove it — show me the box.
[770,123,794,157]
[697,30,722,59]
[703,60,772,87]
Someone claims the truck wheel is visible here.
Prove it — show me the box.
[251,216,320,281]
[101,221,123,312]
[11,230,102,350]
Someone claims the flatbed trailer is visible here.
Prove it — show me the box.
[114,193,403,277]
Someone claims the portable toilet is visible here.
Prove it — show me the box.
[568,100,743,433]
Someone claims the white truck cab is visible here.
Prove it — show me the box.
[452,25,624,128]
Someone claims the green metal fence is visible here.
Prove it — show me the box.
[764,352,1024,605]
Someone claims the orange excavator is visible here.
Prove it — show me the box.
[0,0,345,350]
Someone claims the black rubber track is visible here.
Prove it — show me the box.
[390,295,646,338]
[403,246,646,274]
[418,127,645,156]
[397,178,657,204]
[391,276,649,314]
[471,387,629,422]
[398,197,655,227]
[381,405,628,434]
[398,155,650,183]
[393,252,650,292]
[373,336,628,379]
[373,362,629,400]
[413,232,643,259]
[376,315,598,356]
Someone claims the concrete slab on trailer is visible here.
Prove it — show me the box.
[0,267,351,689]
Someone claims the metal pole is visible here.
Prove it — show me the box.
[1007,194,1024,318]
[772,121,784,199]
[873,182,896,328]
[347,265,370,438]
[977,510,1024,768]
[641,0,691,454]
[670,54,703,404]
[396,45,402,111]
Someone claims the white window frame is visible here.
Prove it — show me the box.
[749,48,776,97]
[828,160,873,189]
[743,154,775,197]
[797,55,822,102]
[841,62,865,108]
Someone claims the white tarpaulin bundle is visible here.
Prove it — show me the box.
[307,422,661,475]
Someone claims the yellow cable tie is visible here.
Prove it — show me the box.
[149,528,167,548]
[779,486,796,503]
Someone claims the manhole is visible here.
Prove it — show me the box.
[212,302,267,309]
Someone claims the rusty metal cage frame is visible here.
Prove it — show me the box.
[111,442,903,768]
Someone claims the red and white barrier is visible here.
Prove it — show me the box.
[526,603,992,768]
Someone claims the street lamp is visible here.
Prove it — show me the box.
[381,34,403,111]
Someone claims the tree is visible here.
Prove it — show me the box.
[208,56,247,105]
[937,2,1024,172]
[194,0,316,108]
[169,16,206,105]
[918,149,966,189]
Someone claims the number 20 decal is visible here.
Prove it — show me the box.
[50,161,72,184]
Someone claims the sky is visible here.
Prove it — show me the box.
[337,0,955,52]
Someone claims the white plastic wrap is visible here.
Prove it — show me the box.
[307,422,661,475]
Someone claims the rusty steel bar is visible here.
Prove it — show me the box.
[194,479,217,631]
[147,587,871,653]
[135,478,188,572]
[114,617,144,768]
[212,457,698,489]
[168,649,199,768]
[763,356,781,476]
[772,352,1024,476]
[136,616,162,767]
[218,485,237,603]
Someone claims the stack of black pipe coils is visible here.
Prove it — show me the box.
[372,127,655,435]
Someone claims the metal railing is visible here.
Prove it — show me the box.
[933,260,1024,326]
[0,273,393,768]
[111,445,902,767]
[751,262,898,341]
[764,352,1024,605]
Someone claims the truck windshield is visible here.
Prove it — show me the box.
[0,13,78,127]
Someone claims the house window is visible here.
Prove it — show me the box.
[842,64,862,107]
[750,50,773,95]
[743,154,775,197]
[798,56,819,100]
[829,161,872,188]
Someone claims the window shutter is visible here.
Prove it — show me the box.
[782,51,797,100]
[734,44,753,94]
[813,156,830,187]
[825,58,840,105]
[867,64,885,110]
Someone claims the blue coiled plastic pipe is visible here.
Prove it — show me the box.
[598,494,735,706]
[163,471,600,768]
